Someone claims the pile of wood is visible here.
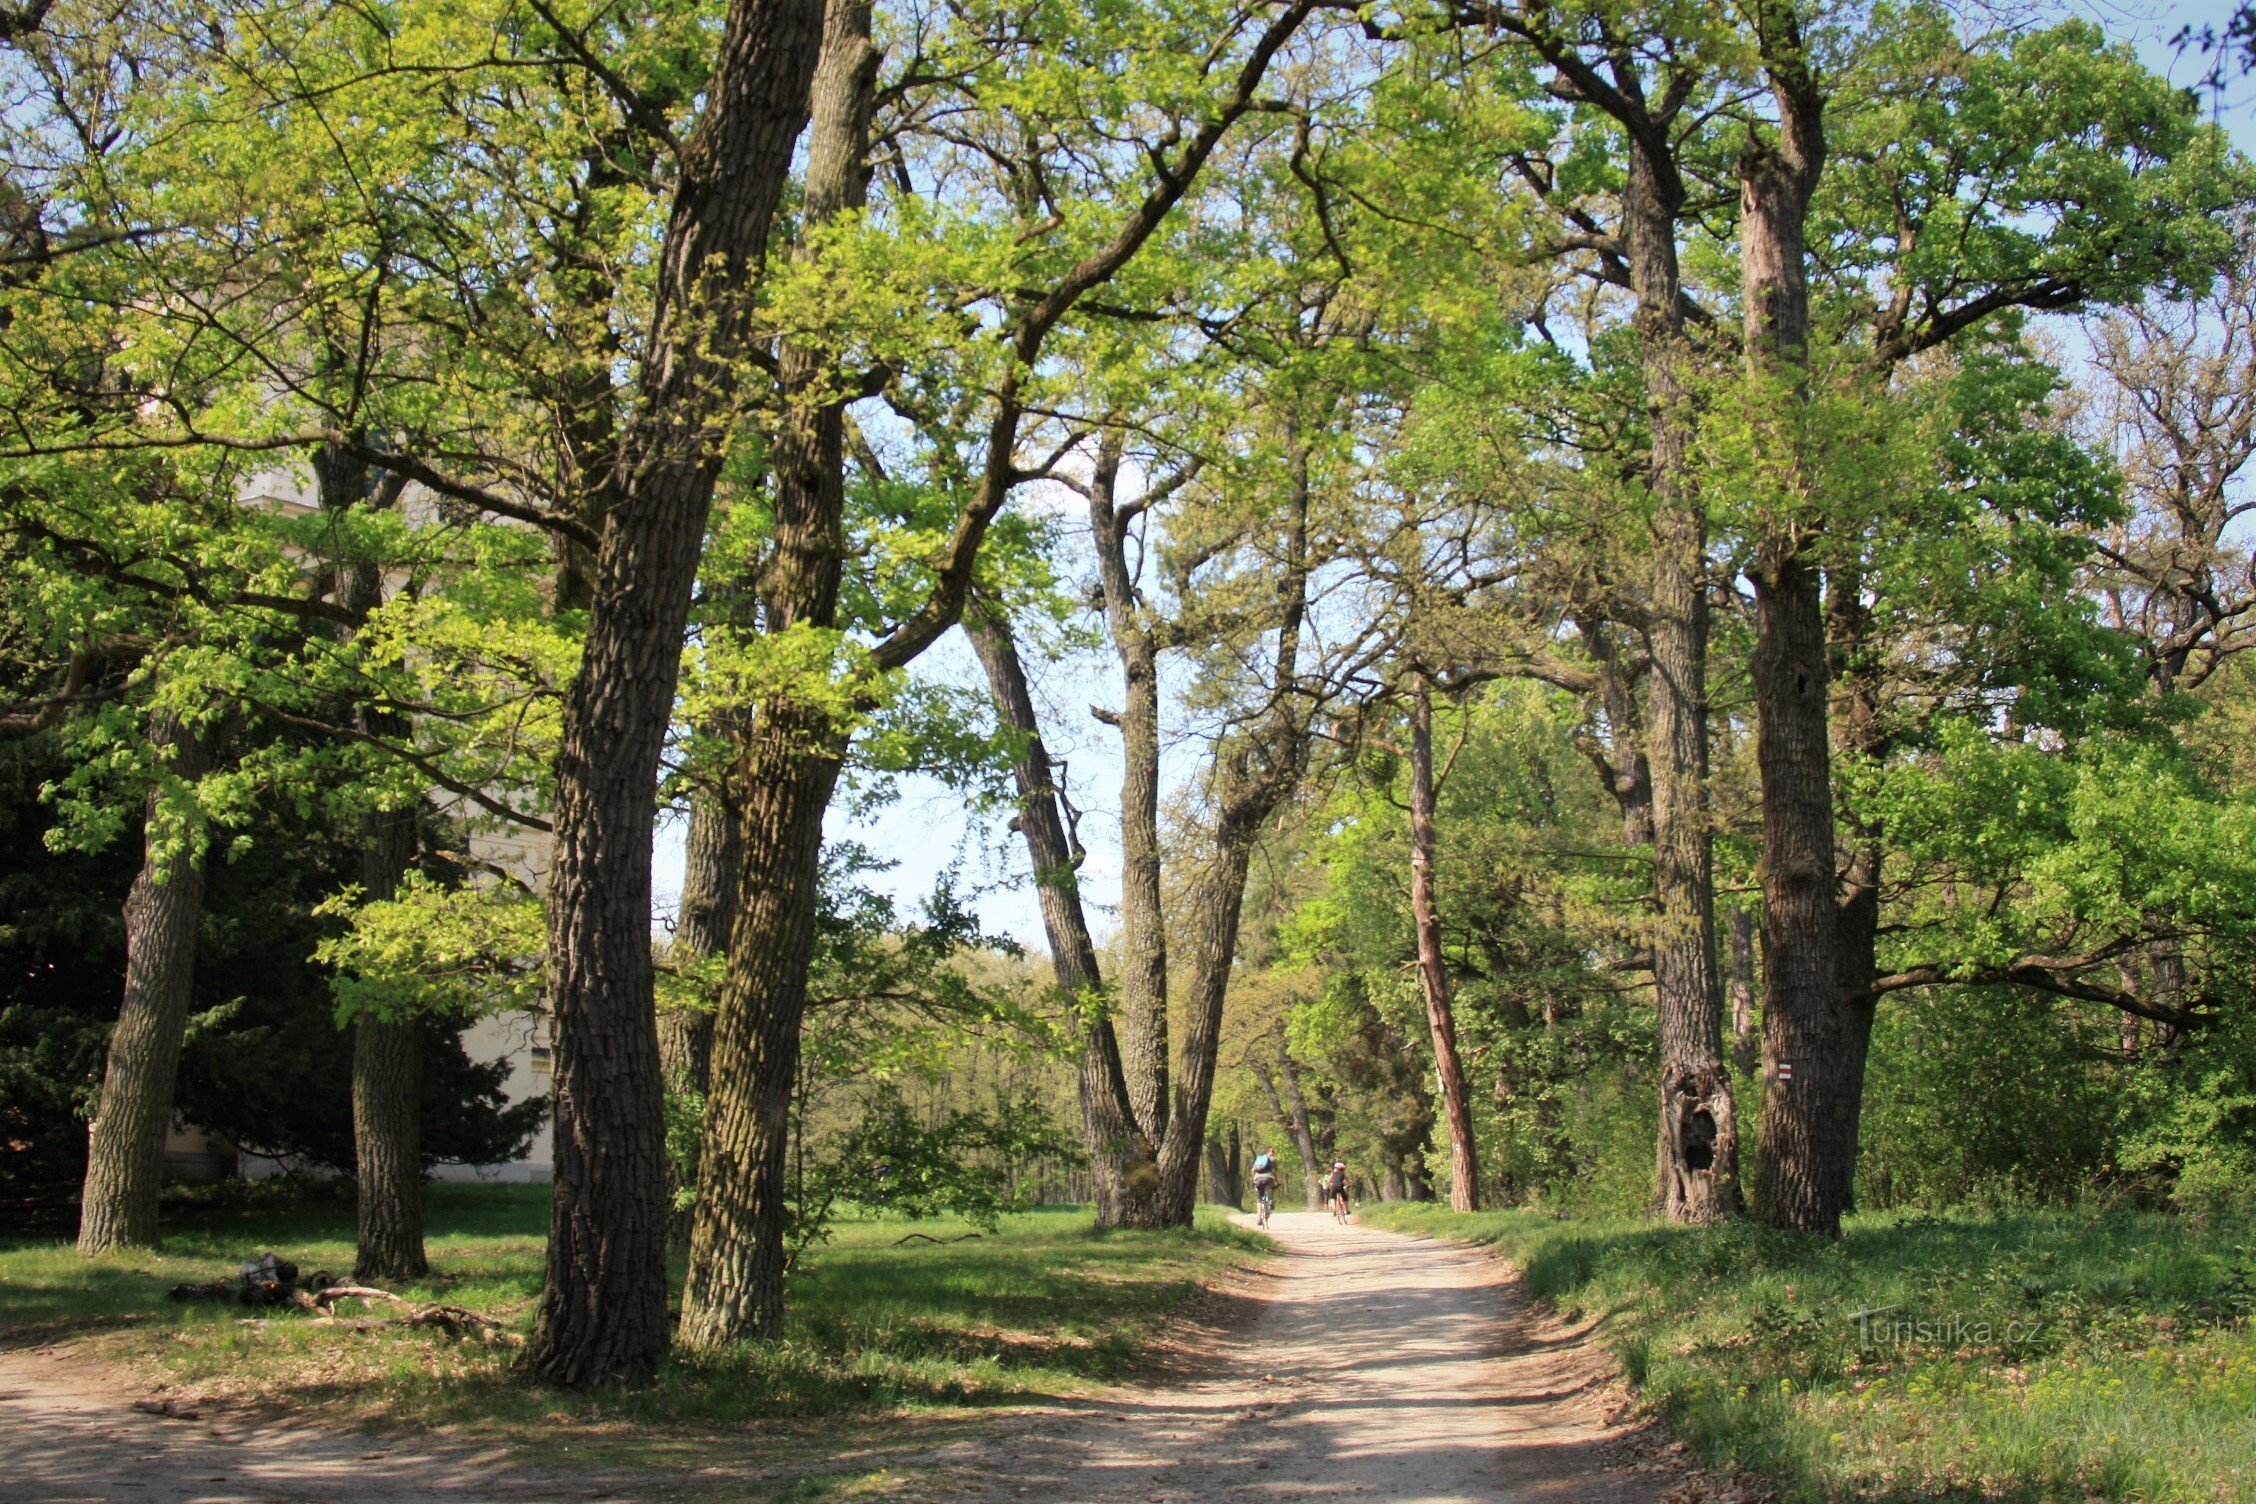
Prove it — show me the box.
[166,1253,516,1342]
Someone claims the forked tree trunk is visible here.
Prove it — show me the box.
[964,606,1160,1225]
[1087,439,1173,1143]
[531,0,825,1386]
[1627,133,1739,1225]
[676,0,877,1350]
[1407,675,1479,1211]
[78,711,230,1255]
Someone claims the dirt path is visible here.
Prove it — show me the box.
[2,1215,1688,1504]
[0,1343,634,1504]
[932,1211,1678,1504]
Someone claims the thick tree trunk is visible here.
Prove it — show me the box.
[530,0,824,1386]
[678,719,844,1347]
[1627,136,1739,1224]
[1738,32,1850,1236]
[1087,440,1173,1143]
[964,606,1161,1225]
[77,711,228,1255]
[1408,676,1480,1212]
[677,0,878,1349]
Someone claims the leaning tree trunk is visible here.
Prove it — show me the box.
[78,711,229,1255]
[964,605,1160,1225]
[1739,29,1852,1236]
[1627,135,1739,1225]
[1408,675,1480,1211]
[677,0,877,1350]
[530,0,825,1386]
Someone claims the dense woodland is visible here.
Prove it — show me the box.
[4,0,2255,1396]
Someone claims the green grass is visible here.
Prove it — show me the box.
[0,1181,1267,1487]
[1364,1200,2256,1504]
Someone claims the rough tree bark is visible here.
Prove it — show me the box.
[77,710,231,1255]
[964,604,1159,1224]
[531,0,825,1386]
[1739,6,1855,1235]
[679,0,877,1350]
[1407,673,1480,1211]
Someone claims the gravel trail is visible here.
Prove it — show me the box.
[936,1210,1671,1504]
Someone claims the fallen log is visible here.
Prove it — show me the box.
[890,1231,986,1246]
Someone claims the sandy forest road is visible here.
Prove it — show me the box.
[934,1210,1683,1504]
[2,1213,1691,1504]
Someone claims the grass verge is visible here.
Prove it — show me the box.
[1362,1200,2256,1504]
[1,1182,1268,1489]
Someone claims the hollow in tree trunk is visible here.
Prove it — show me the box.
[1627,133,1738,1225]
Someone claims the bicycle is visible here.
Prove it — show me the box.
[1254,1175,1277,1228]
[1330,1187,1350,1224]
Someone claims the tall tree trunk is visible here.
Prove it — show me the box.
[78,711,229,1254]
[1087,438,1173,1142]
[1740,14,1852,1235]
[964,605,1161,1225]
[531,0,825,1386]
[1627,132,1739,1224]
[317,441,430,1284]
[679,0,877,1349]
[1408,674,1480,1212]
